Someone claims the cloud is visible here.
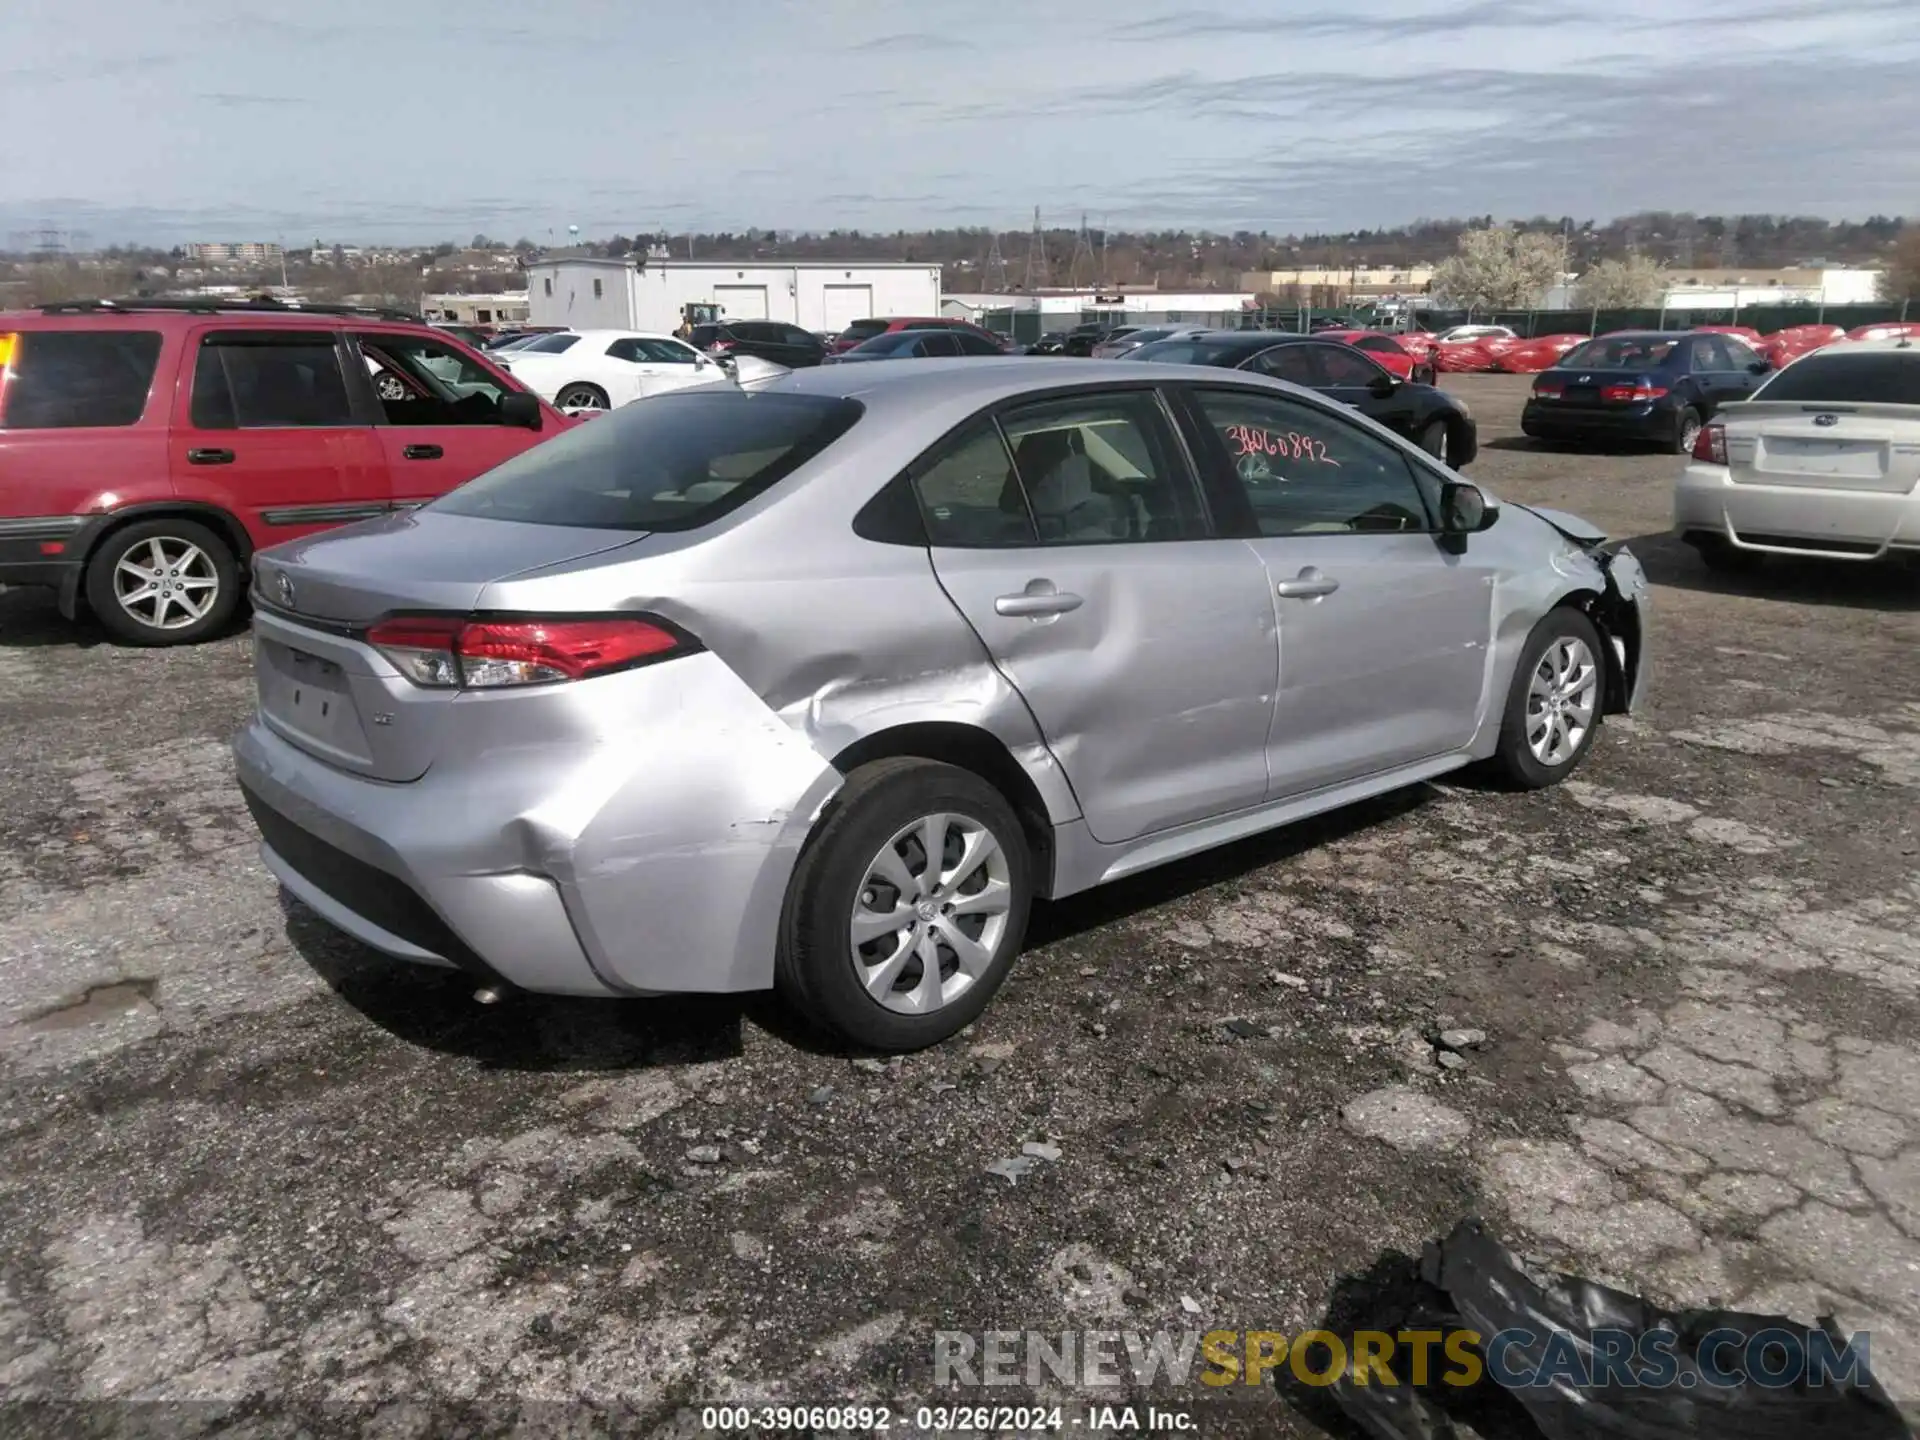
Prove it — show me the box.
[850,32,974,54]
[200,92,307,109]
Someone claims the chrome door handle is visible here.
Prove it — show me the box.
[1275,568,1339,599]
[995,589,1083,617]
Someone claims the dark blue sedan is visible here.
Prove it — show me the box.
[1521,331,1772,453]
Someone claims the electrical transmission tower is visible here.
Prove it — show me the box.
[983,231,1008,292]
[1067,212,1097,289]
[1022,207,1050,290]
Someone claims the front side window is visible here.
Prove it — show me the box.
[356,332,512,426]
[189,332,354,429]
[1000,390,1202,544]
[0,329,162,429]
[433,391,862,531]
[1191,387,1434,537]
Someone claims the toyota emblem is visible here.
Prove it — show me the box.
[276,572,296,608]
[1813,413,1839,427]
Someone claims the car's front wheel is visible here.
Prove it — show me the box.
[778,758,1033,1052]
[1490,608,1607,789]
[84,518,240,646]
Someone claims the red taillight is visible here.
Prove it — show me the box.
[366,615,686,688]
[1533,381,1563,399]
[1693,421,1727,465]
[1601,380,1668,403]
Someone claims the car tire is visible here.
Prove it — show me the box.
[1488,607,1608,790]
[84,518,241,647]
[1418,418,1451,464]
[777,757,1034,1052]
[1674,407,1705,455]
[555,382,609,410]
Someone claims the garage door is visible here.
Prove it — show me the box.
[822,284,873,331]
[714,285,769,321]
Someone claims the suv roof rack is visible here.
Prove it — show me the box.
[37,297,423,323]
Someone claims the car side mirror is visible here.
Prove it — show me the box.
[1439,480,1494,534]
[497,391,543,430]
[1368,371,1400,399]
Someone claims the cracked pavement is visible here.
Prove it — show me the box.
[1,374,1916,1436]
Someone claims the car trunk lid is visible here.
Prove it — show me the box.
[250,510,647,782]
[1723,401,1920,496]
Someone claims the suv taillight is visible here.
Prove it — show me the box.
[367,615,687,688]
[1693,420,1727,465]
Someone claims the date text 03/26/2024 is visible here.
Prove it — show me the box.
[699,1404,1194,1432]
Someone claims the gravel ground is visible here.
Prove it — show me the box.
[1,373,1917,1437]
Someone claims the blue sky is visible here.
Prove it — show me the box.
[1,0,1914,246]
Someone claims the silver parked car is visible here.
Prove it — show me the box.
[1675,338,1920,571]
[234,359,1649,1051]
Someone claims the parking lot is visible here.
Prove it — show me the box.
[1,372,1916,1434]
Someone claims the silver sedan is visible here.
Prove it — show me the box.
[234,358,1649,1050]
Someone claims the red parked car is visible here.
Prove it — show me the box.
[0,299,566,645]
[827,316,1008,355]
[1313,329,1437,384]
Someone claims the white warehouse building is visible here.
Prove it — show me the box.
[523,257,943,333]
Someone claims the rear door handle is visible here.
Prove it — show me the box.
[402,444,443,460]
[1275,568,1339,600]
[995,588,1084,618]
[186,447,234,465]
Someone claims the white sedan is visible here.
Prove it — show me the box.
[493,329,730,410]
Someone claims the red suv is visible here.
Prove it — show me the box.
[0,299,567,645]
[827,316,1008,355]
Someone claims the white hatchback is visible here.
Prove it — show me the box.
[1675,338,1920,570]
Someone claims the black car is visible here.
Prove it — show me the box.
[1123,331,1477,465]
[1521,331,1770,453]
[1061,323,1138,357]
[1027,331,1069,355]
[823,328,1006,363]
[689,320,826,369]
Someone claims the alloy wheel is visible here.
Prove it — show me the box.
[1526,636,1598,766]
[848,812,1013,1015]
[113,536,220,631]
[558,385,607,410]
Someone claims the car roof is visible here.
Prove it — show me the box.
[772,355,1294,407]
[1823,336,1920,353]
[566,328,686,343]
[2,300,428,331]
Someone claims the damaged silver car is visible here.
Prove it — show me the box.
[233,358,1649,1050]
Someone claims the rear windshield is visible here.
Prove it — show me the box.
[432,391,864,532]
[1558,336,1678,371]
[1125,338,1254,366]
[840,319,889,340]
[1754,349,1920,406]
[520,332,580,354]
[1,329,163,429]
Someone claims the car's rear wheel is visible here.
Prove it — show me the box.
[1489,608,1607,789]
[84,518,240,646]
[1674,407,1704,455]
[555,382,609,410]
[778,758,1033,1052]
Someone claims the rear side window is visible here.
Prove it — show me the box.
[1756,351,1920,405]
[189,332,354,429]
[1,329,162,429]
[433,391,863,532]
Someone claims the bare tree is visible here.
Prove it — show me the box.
[1430,226,1563,309]
[1574,255,1669,308]
[1880,228,1920,301]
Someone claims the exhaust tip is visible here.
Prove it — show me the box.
[473,986,505,1006]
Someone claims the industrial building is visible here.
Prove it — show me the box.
[522,257,942,333]
[422,291,531,327]
[942,289,1260,343]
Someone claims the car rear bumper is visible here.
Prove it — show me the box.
[1673,462,1920,559]
[0,516,85,591]
[1522,400,1679,444]
[232,645,845,997]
